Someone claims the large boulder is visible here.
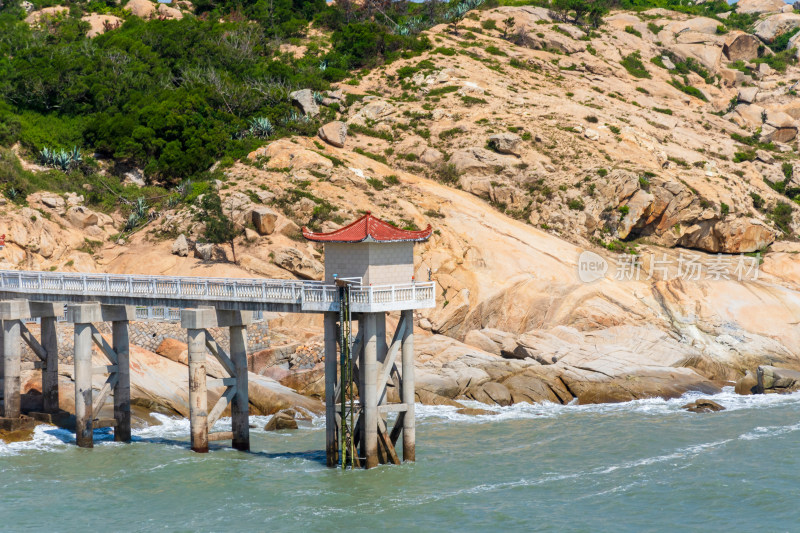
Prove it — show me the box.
[723,32,762,61]
[271,247,323,280]
[737,86,759,104]
[24,6,68,24]
[488,133,523,156]
[318,121,347,148]
[126,0,157,18]
[359,100,395,121]
[65,206,99,229]
[762,110,798,143]
[264,409,299,431]
[250,206,278,235]
[756,365,800,393]
[735,0,789,15]
[735,371,758,395]
[754,13,800,43]
[81,14,122,38]
[156,3,183,20]
[171,234,189,257]
[289,89,319,117]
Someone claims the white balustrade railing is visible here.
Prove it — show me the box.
[0,270,435,311]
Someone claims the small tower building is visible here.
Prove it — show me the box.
[302,212,432,285]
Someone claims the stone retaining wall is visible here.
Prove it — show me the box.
[19,320,270,364]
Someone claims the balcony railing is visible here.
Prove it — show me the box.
[0,270,435,312]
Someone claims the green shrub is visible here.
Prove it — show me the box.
[772,202,793,234]
[568,198,585,211]
[668,79,707,101]
[733,150,756,163]
[783,162,794,181]
[624,25,642,38]
[427,85,460,97]
[621,52,651,79]
[437,162,460,184]
[485,45,506,56]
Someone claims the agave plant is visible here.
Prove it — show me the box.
[176,180,192,197]
[39,147,52,166]
[125,212,141,231]
[134,197,149,220]
[248,116,275,139]
[39,146,82,171]
[69,146,82,164]
[318,60,328,72]
[313,91,324,105]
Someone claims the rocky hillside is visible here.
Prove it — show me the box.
[4,0,800,407]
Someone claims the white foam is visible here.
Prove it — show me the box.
[414,387,800,423]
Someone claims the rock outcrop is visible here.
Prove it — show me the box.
[289,89,320,117]
[756,365,800,394]
[318,121,348,148]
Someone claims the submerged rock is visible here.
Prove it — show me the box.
[682,399,725,413]
[264,409,299,431]
[456,407,498,416]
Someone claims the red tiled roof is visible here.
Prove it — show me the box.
[302,212,432,243]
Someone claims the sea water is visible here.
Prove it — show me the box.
[2,388,800,532]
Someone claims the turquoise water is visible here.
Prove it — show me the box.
[2,388,800,532]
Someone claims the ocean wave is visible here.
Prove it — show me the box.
[414,387,800,423]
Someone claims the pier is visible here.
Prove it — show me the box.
[0,213,434,468]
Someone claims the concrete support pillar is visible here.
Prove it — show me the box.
[375,312,388,408]
[2,318,21,418]
[323,312,338,467]
[362,313,378,469]
[401,309,415,462]
[229,325,249,452]
[40,316,59,414]
[0,319,4,403]
[187,328,208,453]
[73,322,93,448]
[112,320,131,442]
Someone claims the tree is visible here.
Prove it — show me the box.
[198,190,239,263]
[550,0,571,22]
[587,0,609,28]
[502,16,515,39]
